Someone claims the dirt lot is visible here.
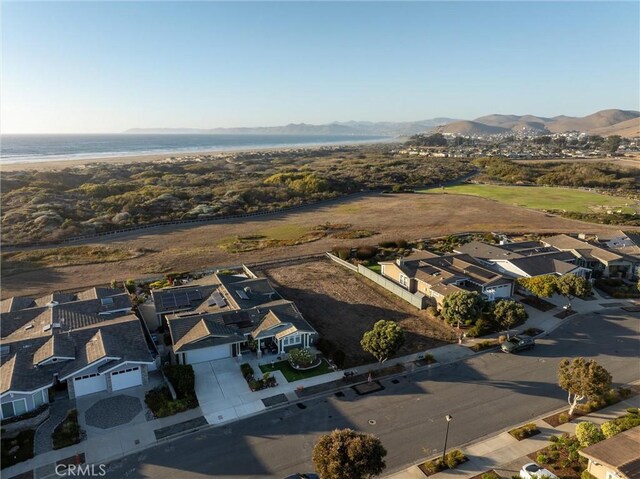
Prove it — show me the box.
[256,258,456,367]
[2,192,636,298]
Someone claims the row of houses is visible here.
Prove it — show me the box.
[380,233,640,306]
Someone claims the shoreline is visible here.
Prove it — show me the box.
[0,138,398,172]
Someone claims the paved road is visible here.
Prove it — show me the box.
[104,310,638,479]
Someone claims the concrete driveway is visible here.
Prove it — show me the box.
[192,359,265,425]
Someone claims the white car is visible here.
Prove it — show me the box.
[520,463,559,479]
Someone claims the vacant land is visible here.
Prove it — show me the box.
[257,259,457,366]
[3,193,635,299]
[421,184,638,214]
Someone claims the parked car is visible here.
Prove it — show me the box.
[501,335,535,353]
[283,474,319,479]
[520,463,558,479]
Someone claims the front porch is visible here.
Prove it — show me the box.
[248,332,314,359]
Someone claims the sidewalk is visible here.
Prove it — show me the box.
[385,387,640,479]
[4,292,634,479]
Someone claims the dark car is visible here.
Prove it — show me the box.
[501,335,535,353]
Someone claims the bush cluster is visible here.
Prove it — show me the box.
[509,423,539,441]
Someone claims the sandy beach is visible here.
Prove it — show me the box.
[0,139,397,173]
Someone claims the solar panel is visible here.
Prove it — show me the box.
[187,290,202,301]
[210,291,226,307]
[236,290,249,300]
[236,320,253,329]
[174,291,190,307]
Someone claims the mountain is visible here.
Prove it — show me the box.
[124,118,459,137]
[588,117,640,138]
[436,120,510,136]
[125,109,640,138]
[545,109,640,133]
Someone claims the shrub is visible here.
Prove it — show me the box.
[510,423,539,440]
[576,421,604,447]
[482,472,501,479]
[558,413,570,424]
[582,471,597,479]
[379,241,397,248]
[601,421,622,439]
[52,409,82,450]
[467,318,495,337]
[164,364,196,399]
[445,449,466,469]
[617,387,633,399]
[332,246,351,260]
[288,348,316,368]
[537,454,549,464]
[421,458,445,475]
[549,435,560,443]
[355,245,378,260]
[240,363,254,379]
[626,407,639,415]
[332,350,346,369]
[427,306,440,318]
[396,239,408,249]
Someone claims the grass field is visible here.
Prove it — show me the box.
[420,184,636,214]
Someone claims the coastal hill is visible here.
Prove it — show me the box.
[125,109,640,137]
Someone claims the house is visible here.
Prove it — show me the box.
[165,267,317,365]
[541,234,636,279]
[0,287,154,419]
[379,252,514,307]
[595,230,640,279]
[454,240,591,279]
[578,427,640,479]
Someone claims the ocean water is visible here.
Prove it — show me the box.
[0,134,389,164]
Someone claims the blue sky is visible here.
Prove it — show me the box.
[2,1,639,133]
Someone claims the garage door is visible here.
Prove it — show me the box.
[111,367,142,391]
[73,373,107,397]
[185,345,231,364]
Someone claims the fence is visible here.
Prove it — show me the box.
[325,252,358,271]
[326,252,427,309]
[357,265,428,309]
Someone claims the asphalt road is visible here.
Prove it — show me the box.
[105,309,639,479]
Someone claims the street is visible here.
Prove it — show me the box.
[104,309,639,479]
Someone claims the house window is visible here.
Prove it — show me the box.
[33,390,45,408]
[399,275,409,287]
[1,399,27,419]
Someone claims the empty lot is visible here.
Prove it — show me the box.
[3,192,635,299]
[256,258,455,367]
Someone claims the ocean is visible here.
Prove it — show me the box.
[0,134,390,164]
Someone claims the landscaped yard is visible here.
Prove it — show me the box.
[259,359,333,382]
[52,409,82,450]
[256,259,456,367]
[1,430,35,469]
[420,184,637,214]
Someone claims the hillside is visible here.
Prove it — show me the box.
[588,117,640,138]
[436,120,510,136]
[546,109,640,133]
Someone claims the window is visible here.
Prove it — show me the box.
[1,399,27,419]
[1,401,14,418]
[399,275,409,287]
[33,390,45,408]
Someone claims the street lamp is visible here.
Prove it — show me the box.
[442,415,453,463]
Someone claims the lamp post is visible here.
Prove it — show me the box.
[442,414,453,463]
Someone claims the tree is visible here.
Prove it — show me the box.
[556,273,591,310]
[517,275,558,298]
[575,421,604,447]
[493,300,528,338]
[603,135,622,154]
[361,320,405,363]
[441,291,484,329]
[558,358,612,416]
[312,428,387,479]
[601,420,622,439]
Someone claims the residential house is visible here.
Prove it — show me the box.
[165,268,317,365]
[595,230,640,279]
[379,252,514,307]
[541,234,636,279]
[454,240,591,279]
[0,287,154,419]
[578,427,640,479]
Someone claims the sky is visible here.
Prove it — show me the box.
[1,1,639,133]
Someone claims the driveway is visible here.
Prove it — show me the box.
[192,359,265,425]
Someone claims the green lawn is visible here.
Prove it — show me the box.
[259,359,333,382]
[367,264,382,274]
[420,184,635,214]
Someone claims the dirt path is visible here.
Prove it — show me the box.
[2,193,633,299]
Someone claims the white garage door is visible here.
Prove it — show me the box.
[185,345,231,364]
[111,367,142,391]
[73,373,107,397]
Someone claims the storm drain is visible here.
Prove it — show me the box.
[335,392,345,398]
[368,420,376,425]
[297,403,307,410]
[391,379,400,384]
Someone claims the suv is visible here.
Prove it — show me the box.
[501,335,535,353]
